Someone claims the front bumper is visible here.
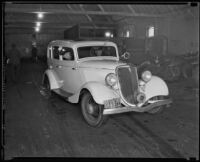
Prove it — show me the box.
[103,99,172,115]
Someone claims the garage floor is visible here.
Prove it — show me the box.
[3,60,199,159]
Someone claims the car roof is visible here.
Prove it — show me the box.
[48,40,117,48]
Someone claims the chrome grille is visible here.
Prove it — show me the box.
[117,65,139,105]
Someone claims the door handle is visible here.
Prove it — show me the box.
[56,65,62,68]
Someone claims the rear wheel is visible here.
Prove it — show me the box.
[81,92,107,127]
[43,76,52,99]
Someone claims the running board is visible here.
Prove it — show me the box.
[52,89,73,98]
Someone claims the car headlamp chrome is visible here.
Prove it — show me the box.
[141,70,152,82]
[105,73,117,87]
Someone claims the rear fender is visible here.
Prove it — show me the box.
[43,69,62,89]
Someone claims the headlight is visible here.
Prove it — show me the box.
[105,73,117,87]
[141,70,152,82]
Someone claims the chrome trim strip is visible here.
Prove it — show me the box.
[103,99,172,115]
[115,65,139,107]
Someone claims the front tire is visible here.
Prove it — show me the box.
[81,92,107,127]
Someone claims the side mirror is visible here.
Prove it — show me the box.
[121,52,130,60]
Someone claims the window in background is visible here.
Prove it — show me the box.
[147,26,155,38]
[126,30,130,38]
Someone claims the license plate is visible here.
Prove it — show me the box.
[104,98,121,109]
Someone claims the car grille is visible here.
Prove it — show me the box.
[117,65,139,105]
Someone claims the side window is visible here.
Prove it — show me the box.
[146,26,155,38]
[52,46,59,59]
[61,47,74,61]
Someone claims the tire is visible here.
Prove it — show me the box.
[43,76,52,99]
[147,106,164,114]
[81,92,108,127]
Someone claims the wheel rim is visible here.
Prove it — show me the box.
[86,97,101,121]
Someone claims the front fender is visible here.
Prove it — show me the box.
[145,76,169,100]
[68,82,120,105]
[43,69,62,89]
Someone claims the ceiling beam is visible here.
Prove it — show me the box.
[79,4,96,29]
[97,5,105,12]
[97,4,115,23]
[5,17,116,25]
[5,25,115,30]
[67,4,73,10]
[5,6,164,17]
[5,20,115,27]
[127,5,137,15]
[163,6,191,17]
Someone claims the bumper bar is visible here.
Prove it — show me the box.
[103,99,172,115]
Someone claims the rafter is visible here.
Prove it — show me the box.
[79,5,93,23]
[5,24,115,30]
[97,5,105,12]
[97,4,115,23]
[164,6,191,17]
[67,4,73,10]
[5,19,115,25]
[127,5,137,15]
[5,6,164,17]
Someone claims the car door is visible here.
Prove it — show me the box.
[52,46,82,94]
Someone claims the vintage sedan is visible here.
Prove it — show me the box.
[42,40,172,127]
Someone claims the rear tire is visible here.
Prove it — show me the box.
[43,76,52,99]
[81,92,108,127]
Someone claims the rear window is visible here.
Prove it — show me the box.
[77,46,117,59]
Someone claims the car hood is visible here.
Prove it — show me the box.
[79,60,126,70]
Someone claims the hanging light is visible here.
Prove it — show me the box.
[35,27,40,32]
[105,32,111,37]
[37,12,44,19]
[36,22,41,27]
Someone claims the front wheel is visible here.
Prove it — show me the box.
[81,92,107,127]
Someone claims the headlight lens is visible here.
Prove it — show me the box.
[141,70,152,82]
[105,73,117,87]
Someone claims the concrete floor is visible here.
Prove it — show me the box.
[3,60,199,159]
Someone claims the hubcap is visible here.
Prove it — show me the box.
[87,104,94,114]
[86,98,99,117]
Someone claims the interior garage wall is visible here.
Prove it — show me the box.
[4,32,63,58]
[166,14,199,55]
[116,17,159,39]
[116,10,199,56]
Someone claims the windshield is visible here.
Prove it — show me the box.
[77,46,117,59]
